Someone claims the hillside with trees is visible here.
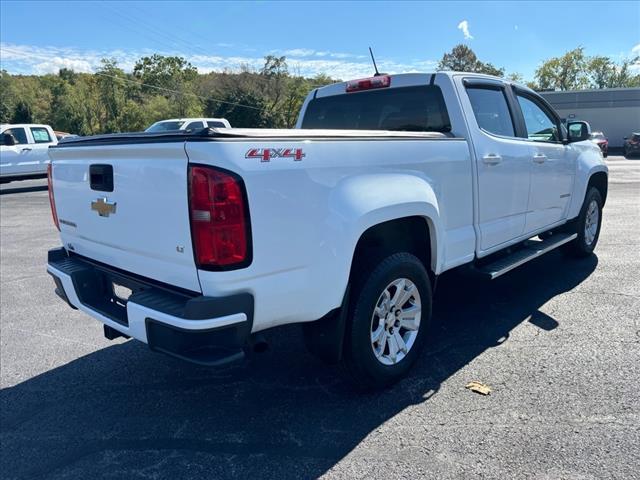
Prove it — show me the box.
[1,45,637,134]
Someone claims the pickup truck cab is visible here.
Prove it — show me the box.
[46,72,607,389]
[145,117,231,132]
[1,123,57,182]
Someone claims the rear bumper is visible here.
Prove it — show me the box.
[47,248,254,366]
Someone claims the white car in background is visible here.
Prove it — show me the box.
[1,124,58,183]
[145,118,231,132]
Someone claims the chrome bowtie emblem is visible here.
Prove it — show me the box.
[91,197,117,217]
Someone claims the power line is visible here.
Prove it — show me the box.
[1,46,266,112]
[93,71,266,111]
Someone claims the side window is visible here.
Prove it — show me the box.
[4,128,28,145]
[516,94,560,142]
[185,121,204,130]
[207,121,226,128]
[466,87,515,137]
[30,127,52,143]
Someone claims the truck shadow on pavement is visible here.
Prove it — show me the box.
[1,251,597,479]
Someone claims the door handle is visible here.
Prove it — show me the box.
[533,153,547,164]
[21,147,32,152]
[482,154,502,165]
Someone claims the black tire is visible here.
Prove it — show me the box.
[344,252,432,390]
[563,187,603,258]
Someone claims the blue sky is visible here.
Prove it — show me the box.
[1,1,639,80]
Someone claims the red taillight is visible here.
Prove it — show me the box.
[346,75,391,93]
[188,165,250,269]
[47,163,60,231]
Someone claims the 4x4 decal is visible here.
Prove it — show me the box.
[245,148,305,162]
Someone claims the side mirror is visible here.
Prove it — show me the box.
[566,121,590,143]
[2,133,17,146]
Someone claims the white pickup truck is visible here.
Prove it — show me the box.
[1,123,57,182]
[46,72,607,388]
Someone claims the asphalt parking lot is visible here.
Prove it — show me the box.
[1,156,639,480]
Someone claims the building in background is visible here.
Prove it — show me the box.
[541,88,640,149]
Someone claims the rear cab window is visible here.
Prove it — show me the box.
[301,85,451,132]
[30,127,52,143]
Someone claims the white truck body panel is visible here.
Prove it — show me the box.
[186,135,473,330]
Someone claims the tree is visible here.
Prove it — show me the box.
[96,59,128,132]
[506,72,524,83]
[0,70,17,123]
[259,56,290,126]
[608,57,640,88]
[535,47,590,91]
[438,44,505,76]
[535,47,640,90]
[133,54,201,117]
[0,53,341,133]
[588,55,616,89]
[12,100,33,123]
[205,89,270,128]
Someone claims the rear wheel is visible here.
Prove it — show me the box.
[344,252,432,390]
[563,187,603,257]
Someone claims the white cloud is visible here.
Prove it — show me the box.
[457,20,473,40]
[626,44,640,73]
[0,42,437,80]
[280,48,316,57]
[271,48,366,60]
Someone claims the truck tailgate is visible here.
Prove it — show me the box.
[48,142,201,293]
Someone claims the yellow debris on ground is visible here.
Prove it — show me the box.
[465,381,492,395]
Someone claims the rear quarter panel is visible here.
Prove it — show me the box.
[186,136,473,331]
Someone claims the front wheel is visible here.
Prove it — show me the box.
[344,252,432,390]
[563,187,603,257]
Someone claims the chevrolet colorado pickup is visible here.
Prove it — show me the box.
[46,72,608,388]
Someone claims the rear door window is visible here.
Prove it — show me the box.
[466,87,516,137]
[301,85,451,132]
[207,121,226,128]
[30,127,52,143]
[4,128,28,144]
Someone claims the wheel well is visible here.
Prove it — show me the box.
[588,172,608,207]
[350,216,434,285]
[303,216,433,365]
